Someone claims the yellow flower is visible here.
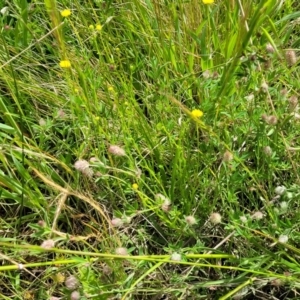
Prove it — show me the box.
[96,24,102,31]
[107,86,114,92]
[60,9,71,17]
[202,0,214,3]
[132,183,138,190]
[191,109,203,118]
[59,60,71,68]
[89,25,94,30]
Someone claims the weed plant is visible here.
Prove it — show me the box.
[0,0,300,299]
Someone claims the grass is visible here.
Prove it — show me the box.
[0,0,300,299]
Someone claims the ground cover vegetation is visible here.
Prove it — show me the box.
[0,0,300,299]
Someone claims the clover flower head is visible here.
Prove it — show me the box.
[115,247,128,255]
[65,275,79,290]
[41,239,55,249]
[185,215,197,225]
[210,212,222,224]
[171,252,181,261]
[108,145,126,156]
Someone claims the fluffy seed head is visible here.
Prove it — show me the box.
[74,159,93,177]
[262,114,278,125]
[70,291,81,300]
[202,70,212,79]
[280,201,288,210]
[210,213,222,224]
[65,275,79,290]
[271,279,283,287]
[251,211,264,220]
[41,239,55,249]
[263,146,273,156]
[115,247,128,255]
[223,150,233,162]
[288,95,298,111]
[268,115,278,125]
[39,118,46,126]
[156,194,171,212]
[108,145,126,156]
[74,160,89,172]
[266,43,275,54]
[275,186,286,196]
[171,252,182,261]
[261,82,269,93]
[285,49,297,66]
[278,235,288,243]
[38,220,46,227]
[102,264,113,275]
[240,216,247,223]
[185,215,197,225]
[111,218,123,227]
[57,109,66,118]
[161,200,171,212]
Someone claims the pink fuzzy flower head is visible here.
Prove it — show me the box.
[108,145,126,156]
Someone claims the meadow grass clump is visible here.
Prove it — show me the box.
[0,0,300,299]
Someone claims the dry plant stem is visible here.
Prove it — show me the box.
[205,231,236,255]
[0,24,64,70]
[51,192,68,234]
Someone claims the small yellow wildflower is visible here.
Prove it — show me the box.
[191,109,203,118]
[60,9,71,17]
[96,24,102,31]
[202,0,214,4]
[107,86,114,92]
[59,60,71,68]
[89,25,94,30]
[74,88,79,93]
[132,183,138,190]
